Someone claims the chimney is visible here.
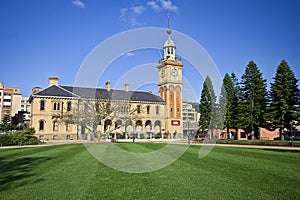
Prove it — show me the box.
[125,83,129,92]
[0,81,3,88]
[49,77,59,86]
[32,87,42,94]
[106,81,111,91]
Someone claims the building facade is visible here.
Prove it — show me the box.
[182,100,199,138]
[29,21,184,141]
[30,78,167,141]
[0,81,22,121]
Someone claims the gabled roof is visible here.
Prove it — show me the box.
[32,85,79,98]
[32,85,165,103]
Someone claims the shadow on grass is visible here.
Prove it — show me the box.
[262,149,300,153]
[0,156,52,191]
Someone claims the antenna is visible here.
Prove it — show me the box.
[168,13,170,30]
[167,13,172,36]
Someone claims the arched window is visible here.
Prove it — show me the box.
[67,101,72,111]
[137,105,141,114]
[53,102,61,111]
[66,123,71,131]
[53,121,59,131]
[39,120,44,131]
[40,100,45,111]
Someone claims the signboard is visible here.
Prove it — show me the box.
[171,120,181,126]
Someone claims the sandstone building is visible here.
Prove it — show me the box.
[29,22,185,141]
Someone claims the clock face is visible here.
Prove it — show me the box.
[172,69,178,77]
[161,69,165,78]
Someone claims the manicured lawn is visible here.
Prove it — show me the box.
[1,143,300,199]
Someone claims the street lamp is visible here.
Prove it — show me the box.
[291,120,294,146]
[186,114,190,145]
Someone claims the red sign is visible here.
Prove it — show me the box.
[171,120,181,126]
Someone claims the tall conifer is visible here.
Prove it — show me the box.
[268,60,300,139]
[199,76,216,135]
[240,60,267,139]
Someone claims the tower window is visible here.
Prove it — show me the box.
[156,106,159,115]
[147,105,150,114]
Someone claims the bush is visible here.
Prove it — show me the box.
[0,134,13,146]
[0,130,38,146]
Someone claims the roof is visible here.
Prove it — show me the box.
[32,85,165,103]
[32,85,78,98]
[164,36,175,48]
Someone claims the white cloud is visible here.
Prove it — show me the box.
[120,1,178,27]
[72,0,85,9]
[159,0,177,11]
[126,52,135,56]
[120,8,128,22]
[131,6,145,14]
[147,1,161,11]
[119,5,145,27]
[147,0,178,12]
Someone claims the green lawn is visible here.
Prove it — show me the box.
[1,143,300,199]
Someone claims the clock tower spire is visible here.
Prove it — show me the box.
[158,16,183,138]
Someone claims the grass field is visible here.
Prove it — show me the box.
[1,143,300,199]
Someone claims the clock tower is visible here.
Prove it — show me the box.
[158,17,183,138]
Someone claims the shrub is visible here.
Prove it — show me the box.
[0,129,38,146]
[0,134,12,146]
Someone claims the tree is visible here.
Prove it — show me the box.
[199,76,217,137]
[218,73,235,138]
[53,98,140,141]
[0,114,16,133]
[230,73,244,137]
[268,60,300,139]
[240,60,268,139]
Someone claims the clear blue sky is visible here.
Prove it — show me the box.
[1,0,299,102]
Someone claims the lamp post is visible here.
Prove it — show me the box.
[291,120,294,146]
[186,114,190,145]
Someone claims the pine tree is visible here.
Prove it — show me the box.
[240,60,268,139]
[199,76,216,136]
[230,73,243,135]
[268,60,300,139]
[218,73,235,138]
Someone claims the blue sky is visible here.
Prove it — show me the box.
[0,0,299,102]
